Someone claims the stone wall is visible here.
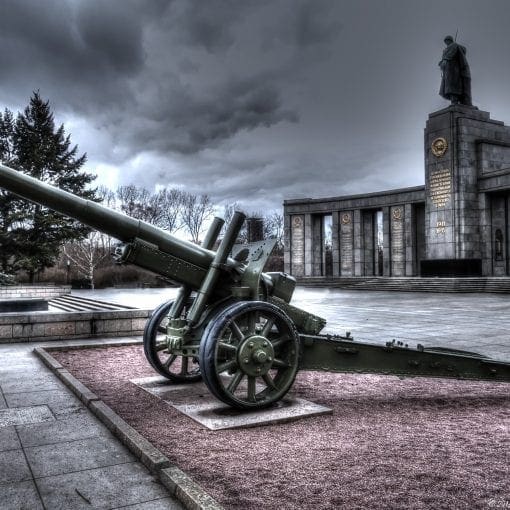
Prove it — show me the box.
[0,285,71,299]
[0,308,151,343]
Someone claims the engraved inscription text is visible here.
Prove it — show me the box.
[429,168,452,207]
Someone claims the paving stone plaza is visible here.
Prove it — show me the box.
[0,288,508,508]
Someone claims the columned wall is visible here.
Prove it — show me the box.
[284,105,510,279]
[284,187,425,277]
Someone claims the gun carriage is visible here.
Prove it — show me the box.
[1,162,509,410]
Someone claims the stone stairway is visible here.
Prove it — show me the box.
[49,294,136,312]
[297,276,510,293]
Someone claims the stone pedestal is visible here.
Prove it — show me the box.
[422,105,506,275]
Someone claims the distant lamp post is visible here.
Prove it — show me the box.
[66,260,71,285]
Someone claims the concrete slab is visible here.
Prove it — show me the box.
[0,360,44,376]
[37,462,180,509]
[16,413,110,448]
[131,376,332,430]
[0,449,32,484]
[5,388,85,419]
[25,435,135,478]
[114,497,185,509]
[0,480,44,510]
[0,405,55,428]
[0,426,21,452]
[0,373,61,394]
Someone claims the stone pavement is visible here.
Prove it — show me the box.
[0,290,509,509]
[0,338,183,510]
[293,288,510,361]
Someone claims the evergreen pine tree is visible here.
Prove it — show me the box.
[0,108,20,274]
[4,92,97,282]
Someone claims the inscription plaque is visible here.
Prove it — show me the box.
[429,168,452,207]
[339,211,353,275]
[391,206,405,275]
[291,215,305,276]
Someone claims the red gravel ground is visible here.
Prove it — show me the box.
[53,345,510,510]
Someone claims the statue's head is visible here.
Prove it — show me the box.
[444,35,454,45]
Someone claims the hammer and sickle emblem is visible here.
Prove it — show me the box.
[431,137,448,157]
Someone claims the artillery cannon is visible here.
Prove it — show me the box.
[1,162,509,410]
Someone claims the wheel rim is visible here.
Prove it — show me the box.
[200,301,299,409]
[143,300,201,382]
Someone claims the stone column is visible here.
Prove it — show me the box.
[289,214,305,277]
[331,211,340,277]
[382,206,391,276]
[353,209,362,276]
[362,211,374,275]
[340,211,354,276]
[479,193,492,276]
[404,203,415,275]
[390,205,405,276]
[283,213,291,274]
[304,213,313,276]
[312,215,323,276]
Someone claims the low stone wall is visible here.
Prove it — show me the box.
[0,308,151,343]
[0,284,71,299]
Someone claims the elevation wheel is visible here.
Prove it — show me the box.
[199,301,300,409]
[143,300,201,383]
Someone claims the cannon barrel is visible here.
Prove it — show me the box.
[0,162,224,284]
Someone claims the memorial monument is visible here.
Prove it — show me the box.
[284,37,510,278]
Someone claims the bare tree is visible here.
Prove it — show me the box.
[63,231,110,289]
[116,185,156,222]
[116,184,186,234]
[181,193,214,244]
[222,202,247,242]
[96,185,116,208]
[264,211,284,250]
[157,188,184,233]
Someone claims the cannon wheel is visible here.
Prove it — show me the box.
[199,301,300,409]
[143,300,201,383]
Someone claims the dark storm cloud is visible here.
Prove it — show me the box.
[0,0,310,157]
[165,0,244,52]
[0,0,149,111]
[133,76,298,154]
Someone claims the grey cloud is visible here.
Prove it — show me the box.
[130,77,298,154]
[293,1,342,48]
[74,1,145,74]
[166,0,244,53]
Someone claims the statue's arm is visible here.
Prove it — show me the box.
[441,45,458,61]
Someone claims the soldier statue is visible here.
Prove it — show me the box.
[439,35,472,106]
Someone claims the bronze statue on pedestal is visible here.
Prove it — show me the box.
[439,35,472,106]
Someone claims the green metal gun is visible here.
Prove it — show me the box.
[1,162,509,409]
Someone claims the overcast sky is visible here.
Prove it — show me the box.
[1,0,510,214]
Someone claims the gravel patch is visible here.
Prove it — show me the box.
[52,345,510,510]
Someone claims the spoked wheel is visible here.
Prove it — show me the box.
[143,300,201,383]
[199,301,300,409]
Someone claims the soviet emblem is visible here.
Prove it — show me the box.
[431,137,448,157]
[392,208,402,221]
[292,216,303,228]
[341,213,351,225]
